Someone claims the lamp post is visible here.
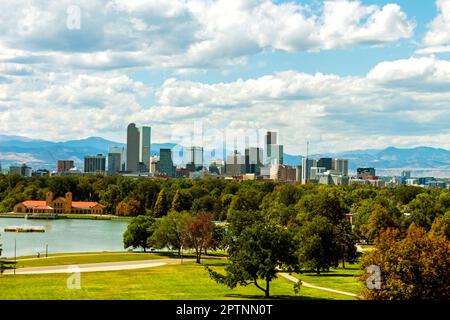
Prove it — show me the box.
[14,238,16,275]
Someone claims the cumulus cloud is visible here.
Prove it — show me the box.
[1,55,450,153]
[137,56,450,153]
[419,0,450,54]
[0,0,414,71]
[1,1,447,155]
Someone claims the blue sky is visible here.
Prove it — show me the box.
[0,0,450,155]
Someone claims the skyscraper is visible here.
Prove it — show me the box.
[159,148,175,177]
[357,167,376,179]
[127,123,140,173]
[186,146,203,171]
[139,126,151,171]
[84,154,106,173]
[301,158,317,184]
[264,131,283,165]
[245,147,263,174]
[333,159,349,176]
[225,150,246,176]
[317,158,333,171]
[126,124,151,173]
[57,160,74,174]
[108,146,126,176]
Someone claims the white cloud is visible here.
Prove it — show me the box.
[0,0,414,71]
[135,56,450,153]
[419,0,450,54]
[423,0,450,46]
[367,56,450,89]
[1,56,450,153]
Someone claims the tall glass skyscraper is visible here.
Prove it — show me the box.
[126,123,140,172]
[139,126,151,171]
[264,131,283,165]
[126,123,151,173]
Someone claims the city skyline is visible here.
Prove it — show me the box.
[0,1,449,154]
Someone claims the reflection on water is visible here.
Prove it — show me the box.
[0,218,129,258]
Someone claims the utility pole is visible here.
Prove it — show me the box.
[46,244,48,258]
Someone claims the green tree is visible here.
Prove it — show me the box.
[407,193,439,230]
[335,219,358,269]
[360,203,397,243]
[207,222,298,298]
[123,215,156,252]
[171,190,183,212]
[149,211,191,256]
[296,216,340,274]
[0,235,16,274]
[360,225,450,300]
[153,188,168,217]
[430,211,450,240]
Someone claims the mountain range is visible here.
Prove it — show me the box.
[1,135,450,177]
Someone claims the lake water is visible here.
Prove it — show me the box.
[0,218,129,258]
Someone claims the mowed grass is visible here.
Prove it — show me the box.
[11,251,170,269]
[0,260,353,300]
[293,262,364,296]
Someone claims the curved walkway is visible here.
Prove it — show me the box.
[3,258,187,275]
[279,272,358,298]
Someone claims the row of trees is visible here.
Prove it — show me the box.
[2,174,449,242]
[123,211,221,264]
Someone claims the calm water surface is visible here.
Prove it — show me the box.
[0,218,129,258]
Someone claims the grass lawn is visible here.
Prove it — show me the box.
[293,262,364,296]
[0,260,353,300]
[10,251,173,269]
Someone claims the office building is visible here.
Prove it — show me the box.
[269,164,296,182]
[317,170,349,186]
[333,159,349,176]
[9,164,32,177]
[310,166,327,181]
[226,151,246,176]
[126,123,140,173]
[401,170,411,180]
[245,147,263,174]
[139,126,151,171]
[126,123,151,173]
[57,160,74,174]
[301,158,317,184]
[186,146,203,171]
[317,158,333,171]
[208,159,225,175]
[33,169,50,177]
[159,148,175,177]
[264,131,283,165]
[296,165,302,182]
[149,156,160,175]
[357,168,376,179]
[108,146,126,176]
[84,154,106,173]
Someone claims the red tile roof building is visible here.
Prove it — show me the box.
[13,192,105,215]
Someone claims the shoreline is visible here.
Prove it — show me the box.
[0,213,131,221]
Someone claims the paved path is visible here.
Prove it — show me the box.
[3,258,188,275]
[12,252,146,262]
[279,273,358,298]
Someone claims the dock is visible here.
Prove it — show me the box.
[3,226,46,233]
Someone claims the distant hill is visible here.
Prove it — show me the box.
[1,135,450,174]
